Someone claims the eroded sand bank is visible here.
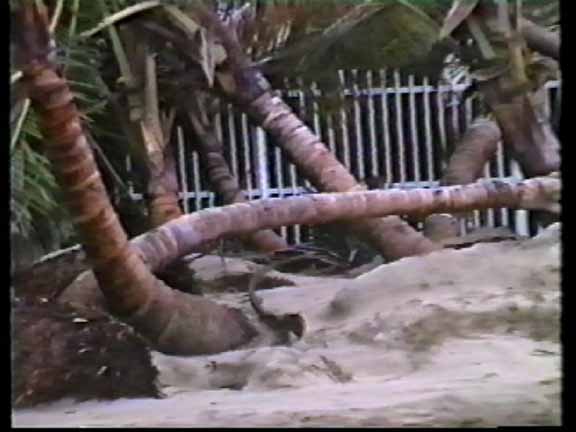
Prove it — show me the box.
[13,224,561,427]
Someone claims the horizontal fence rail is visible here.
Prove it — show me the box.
[127,70,561,245]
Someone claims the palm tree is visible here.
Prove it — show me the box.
[422,117,501,237]
[154,1,444,261]
[79,0,559,261]
[14,2,256,355]
[13,1,560,357]
[145,0,558,259]
[130,172,559,274]
[439,0,560,178]
[186,95,289,252]
[10,0,153,269]
[100,6,183,228]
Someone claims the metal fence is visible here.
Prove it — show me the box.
[128,69,561,244]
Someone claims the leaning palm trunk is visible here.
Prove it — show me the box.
[423,118,501,241]
[439,118,501,187]
[190,4,440,262]
[117,25,183,227]
[448,1,560,178]
[107,21,208,289]
[102,17,183,228]
[520,18,559,61]
[477,80,559,178]
[483,4,559,178]
[132,175,559,274]
[15,4,256,356]
[146,143,183,226]
[187,102,288,253]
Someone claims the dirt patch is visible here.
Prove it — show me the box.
[12,299,160,408]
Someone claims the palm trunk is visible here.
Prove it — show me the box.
[57,172,560,310]
[146,142,183,226]
[112,24,184,227]
[423,118,501,241]
[459,1,560,178]
[187,104,288,253]
[113,23,211,290]
[132,175,559,274]
[16,4,256,356]
[439,118,501,187]
[477,81,559,177]
[190,4,439,262]
[242,93,443,260]
[520,18,559,61]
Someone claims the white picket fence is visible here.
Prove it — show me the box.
[128,70,561,244]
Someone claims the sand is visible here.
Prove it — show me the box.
[12,223,561,427]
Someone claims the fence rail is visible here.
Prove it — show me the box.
[127,70,561,244]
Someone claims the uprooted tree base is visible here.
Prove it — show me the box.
[11,298,161,408]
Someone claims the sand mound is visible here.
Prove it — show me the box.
[12,224,561,427]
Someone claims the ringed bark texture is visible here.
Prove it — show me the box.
[132,176,560,274]
[146,144,183,227]
[191,4,439,262]
[440,118,501,186]
[242,93,441,260]
[423,118,501,240]
[187,108,288,252]
[16,5,256,355]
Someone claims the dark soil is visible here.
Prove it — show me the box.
[207,273,296,294]
[12,298,160,408]
[11,247,88,301]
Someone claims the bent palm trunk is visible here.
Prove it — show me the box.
[187,104,288,253]
[16,4,256,356]
[191,4,439,262]
[132,175,560,274]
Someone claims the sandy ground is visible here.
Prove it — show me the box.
[12,224,561,427]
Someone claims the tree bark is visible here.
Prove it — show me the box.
[439,118,501,187]
[56,173,560,311]
[16,4,256,356]
[458,1,560,178]
[132,175,560,274]
[520,18,559,61]
[190,4,440,262]
[423,118,501,241]
[113,24,213,293]
[477,81,559,177]
[146,143,183,226]
[116,25,184,227]
[187,104,288,253]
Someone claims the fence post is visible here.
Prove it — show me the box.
[255,127,270,199]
